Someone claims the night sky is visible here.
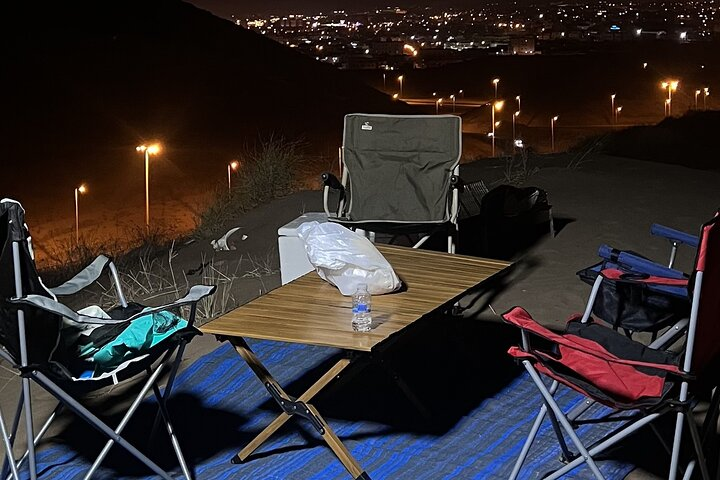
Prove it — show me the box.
[187,0,466,17]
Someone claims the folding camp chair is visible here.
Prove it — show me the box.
[0,198,216,479]
[322,114,463,253]
[502,210,720,480]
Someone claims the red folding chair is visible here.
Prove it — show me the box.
[502,211,720,480]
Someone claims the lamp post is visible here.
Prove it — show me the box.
[661,80,679,116]
[492,78,500,99]
[398,75,404,98]
[664,98,671,117]
[74,184,87,245]
[512,111,520,150]
[695,89,701,110]
[435,98,443,114]
[228,160,239,194]
[515,95,521,112]
[459,89,464,99]
[704,88,710,110]
[550,115,558,153]
[615,106,622,124]
[611,94,616,123]
[136,143,161,231]
[450,94,456,112]
[491,100,504,157]
[382,72,386,91]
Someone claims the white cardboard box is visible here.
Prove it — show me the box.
[277,212,328,285]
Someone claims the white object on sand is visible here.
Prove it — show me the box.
[211,227,242,251]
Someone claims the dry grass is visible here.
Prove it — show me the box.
[501,148,539,186]
[194,135,306,239]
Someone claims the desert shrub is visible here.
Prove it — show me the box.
[502,148,539,186]
[195,135,305,239]
[40,225,176,288]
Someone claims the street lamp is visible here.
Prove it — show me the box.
[611,94,616,123]
[74,184,87,245]
[661,80,679,116]
[492,78,500,99]
[382,72,386,91]
[550,116,558,153]
[664,98,671,117]
[136,143,161,231]
[459,89,464,99]
[704,88,710,110]
[449,94,456,112]
[512,111,520,150]
[228,160,240,194]
[615,106,623,124]
[515,95,521,112]
[398,75,404,98]
[435,97,443,114]
[695,89,701,110]
[491,100,504,157]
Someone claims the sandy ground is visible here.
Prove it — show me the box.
[2,152,719,478]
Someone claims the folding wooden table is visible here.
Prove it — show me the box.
[200,244,510,479]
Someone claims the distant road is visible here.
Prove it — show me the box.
[402,98,491,108]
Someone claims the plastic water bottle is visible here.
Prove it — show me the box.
[351,283,372,332]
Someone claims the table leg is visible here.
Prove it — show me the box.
[230,338,369,479]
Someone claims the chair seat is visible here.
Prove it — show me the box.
[45,327,200,392]
[504,307,683,409]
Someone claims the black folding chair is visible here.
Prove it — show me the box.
[322,114,463,253]
[0,198,216,479]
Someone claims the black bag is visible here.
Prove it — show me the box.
[577,262,690,334]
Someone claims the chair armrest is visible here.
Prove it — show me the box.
[10,295,126,325]
[450,175,464,192]
[321,172,344,191]
[597,244,685,279]
[650,224,699,248]
[48,255,113,296]
[321,172,346,218]
[12,285,217,326]
[119,285,217,324]
[599,268,688,287]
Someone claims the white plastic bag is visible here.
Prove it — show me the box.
[296,221,402,296]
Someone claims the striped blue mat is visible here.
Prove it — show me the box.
[29,339,635,479]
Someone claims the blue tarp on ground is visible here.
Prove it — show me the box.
[30,339,635,479]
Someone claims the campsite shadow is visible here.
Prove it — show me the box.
[46,392,249,476]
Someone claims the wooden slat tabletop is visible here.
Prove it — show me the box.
[200,245,511,352]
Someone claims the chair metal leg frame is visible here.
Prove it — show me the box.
[1,389,26,480]
[701,387,720,448]
[685,407,711,480]
[29,363,178,480]
[149,341,187,443]
[84,347,185,480]
[521,362,605,480]
[6,404,64,480]
[517,361,707,480]
[0,407,20,480]
[150,382,192,480]
[228,337,370,480]
[509,381,560,480]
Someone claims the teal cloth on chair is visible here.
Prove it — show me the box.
[91,311,187,375]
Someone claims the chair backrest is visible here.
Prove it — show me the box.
[341,114,461,223]
[0,199,62,366]
[687,211,720,373]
